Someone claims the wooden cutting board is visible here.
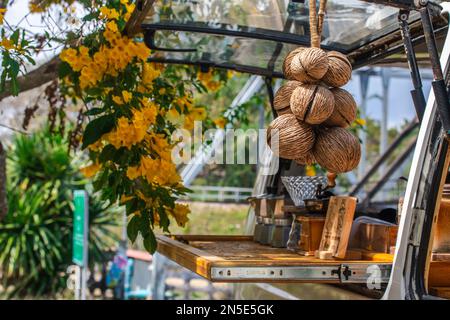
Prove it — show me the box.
[316,196,357,259]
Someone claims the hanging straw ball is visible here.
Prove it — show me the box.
[290,47,329,84]
[283,48,304,79]
[322,51,352,87]
[274,81,300,116]
[312,127,361,174]
[324,88,357,128]
[295,152,316,166]
[267,114,315,160]
[274,81,301,110]
[290,84,335,125]
[277,107,293,116]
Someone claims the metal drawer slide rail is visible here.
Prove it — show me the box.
[211,264,392,283]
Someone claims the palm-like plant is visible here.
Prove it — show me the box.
[0,127,119,298]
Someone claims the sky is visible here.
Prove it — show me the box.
[344,69,432,129]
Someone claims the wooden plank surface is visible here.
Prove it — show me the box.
[156,235,394,281]
[157,235,395,265]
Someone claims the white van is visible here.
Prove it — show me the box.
[142,0,450,300]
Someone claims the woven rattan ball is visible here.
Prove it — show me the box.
[267,114,315,160]
[274,81,301,111]
[290,47,329,84]
[295,152,316,166]
[283,48,304,80]
[290,84,335,125]
[276,106,293,116]
[324,88,357,128]
[322,51,352,87]
[312,127,361,174]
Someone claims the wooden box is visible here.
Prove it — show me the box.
[358,223,398,253]
[297,215,325,256]
[434,197,450,252]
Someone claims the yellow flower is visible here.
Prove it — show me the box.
[80,162,101,178]
[112,95,124,105]
[100,7,120,20]
[213,117,227,129]
[106,21,119,33]
[355,118,366,126]
[168,203,190,227]
[1,38,15,50]
[305,165,316,177]
[122,90,132,103]
[88,140,103,152]
[0,8,6,24]
[126,166,141,180]
[192,107,207,121]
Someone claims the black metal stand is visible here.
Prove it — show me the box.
[418,2,450,134]
[398,10,427,121]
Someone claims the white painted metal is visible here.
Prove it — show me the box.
[181,185,253,202]
[180,76,264,186]
[383,5,450,299]
[358,71,370,180]
[380,68,391,175]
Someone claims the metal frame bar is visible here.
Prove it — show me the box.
[144,23,448,77]
[399,10,427,121]
[350,120,419,196]
[146,57,285,78]
[361,137,417,206]
[419,3,450,133]
[142,22,338,51]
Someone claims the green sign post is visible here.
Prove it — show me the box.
[73,190,88,300]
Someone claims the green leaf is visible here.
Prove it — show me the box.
[143,230,157,254]
[84,107,105,116]
[98,144,117,162]
[58,62,73,78]
[10,30,20,45]
[127,216,139,243]
[82,12,98,22]
[81,114,115,149]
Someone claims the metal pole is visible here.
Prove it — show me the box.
[362,138,417,207]
[350,120,419,196]
[380,68,391,178]
[398,10,427,121]
[419,4,450,134]
[358,70,370,180]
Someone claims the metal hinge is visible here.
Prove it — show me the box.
[339,264,392,284]
[410,208,425,246]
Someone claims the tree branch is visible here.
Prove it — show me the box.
[125,0,154,37]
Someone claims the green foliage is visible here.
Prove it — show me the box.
[0,27,36,96]
[0,127,119,298]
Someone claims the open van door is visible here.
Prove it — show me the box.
[384,2,450,300]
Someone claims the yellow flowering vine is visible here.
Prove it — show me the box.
[57,0,223,253]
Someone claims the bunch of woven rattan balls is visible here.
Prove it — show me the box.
[268,47,361,174]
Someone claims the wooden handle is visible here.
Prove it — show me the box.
[327,172,337,189]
